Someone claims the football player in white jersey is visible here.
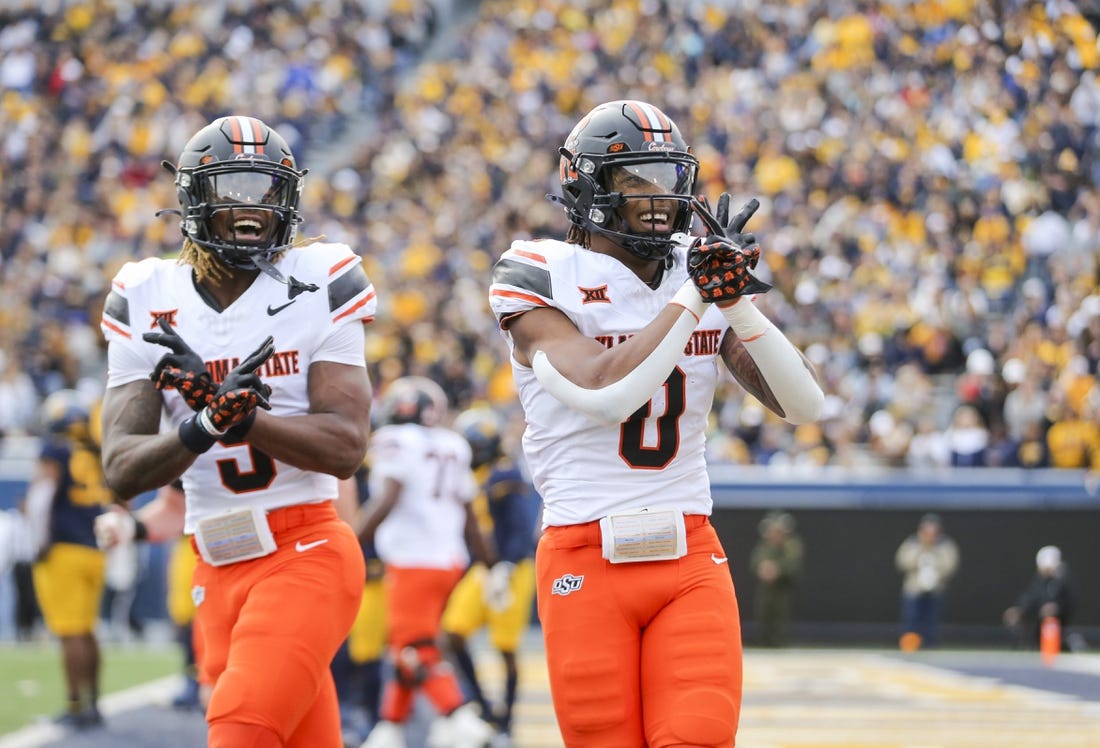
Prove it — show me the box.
[99,116,374,748]
[488,100,825,747]
[355,377,497,748]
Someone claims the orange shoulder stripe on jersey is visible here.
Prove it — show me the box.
[329,255,358,275]
[490,289,549,306]
[510,248,546,264]
[333,293,374,323]
[113,279,125,290]
[101,317,131,339]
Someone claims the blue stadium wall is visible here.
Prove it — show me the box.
[708,467,1100,646]
[3,467,1097,644]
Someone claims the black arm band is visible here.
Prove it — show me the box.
[178,415,217,454]
[133,519,149,542]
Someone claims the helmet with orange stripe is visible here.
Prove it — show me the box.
[552,100,699,261]
[171,115,305,274]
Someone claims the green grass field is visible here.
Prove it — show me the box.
[0,641,180,735]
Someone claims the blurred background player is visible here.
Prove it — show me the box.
[895,513,960,650]
[25,390,113,729]
[355,377,496,748]
[1003,544,1078,652]
[749,511,803,648]
[442,407,540,742]
[96,481,200,710]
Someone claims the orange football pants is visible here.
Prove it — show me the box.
[191,502,365,748]
[380,565,466,722]
[537,514,742,748]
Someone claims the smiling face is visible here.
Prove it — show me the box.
[208,203,279,245]
[205,169,288,246]
[607,162,691,236]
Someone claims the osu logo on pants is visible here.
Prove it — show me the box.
[551,574,584,596]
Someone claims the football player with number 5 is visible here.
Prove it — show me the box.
[99,115,375,748]
[489,100,825,747]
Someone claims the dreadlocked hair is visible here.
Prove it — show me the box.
[566,224,590,248]
[178,238,231,285]
[177,234,325,284]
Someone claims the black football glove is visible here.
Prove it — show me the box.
[177,337,275,453]
[142,318,216,410]
[204,336,274,432]
[688,195,772,303]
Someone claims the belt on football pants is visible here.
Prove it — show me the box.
[543,513,709,548]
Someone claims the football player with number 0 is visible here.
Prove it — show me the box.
[488,100,824,747]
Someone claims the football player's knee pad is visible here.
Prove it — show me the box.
[394,639,440,688]
[665,688,738,747]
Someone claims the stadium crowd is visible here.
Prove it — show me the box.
[1,0,1099,472]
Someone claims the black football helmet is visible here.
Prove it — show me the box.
[173,116,305,272]
[383,376,449,427]
[554,100,699,261]
[453,407,503,470]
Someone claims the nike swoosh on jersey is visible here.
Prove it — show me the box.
[267,299,298,316]
[295,539,329,552]
[711,553,728,564]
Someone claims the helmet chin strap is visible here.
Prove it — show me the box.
[183,232,319,299]
[250,253,319,299]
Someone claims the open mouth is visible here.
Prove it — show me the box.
[638,210,672,232]
[231,216,268,242]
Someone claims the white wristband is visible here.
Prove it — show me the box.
[197,407,228,438]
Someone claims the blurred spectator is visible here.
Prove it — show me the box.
[0,499,37,640]
[750,511,803,648]
[1001,360,1049,442]
[943,404,990,467]
[1003,545,1078,651]
[895,513,959,650]
[906,414,949,469]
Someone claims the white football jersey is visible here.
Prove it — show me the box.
[101,242,376,533]
[489,238,728,526]
[368,423,476,568]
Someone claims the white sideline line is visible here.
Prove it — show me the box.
[0,676,181,748]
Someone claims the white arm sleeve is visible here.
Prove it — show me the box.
[532,282,707,426]
[720,300,824,424]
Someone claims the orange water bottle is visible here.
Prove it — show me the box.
[1040,616,1061,666]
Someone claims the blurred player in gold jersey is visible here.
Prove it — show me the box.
[26,391,113,729]
[442,407,540,742]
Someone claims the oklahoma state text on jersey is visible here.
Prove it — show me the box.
[100,242,375,532]
[488,238,728,527]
